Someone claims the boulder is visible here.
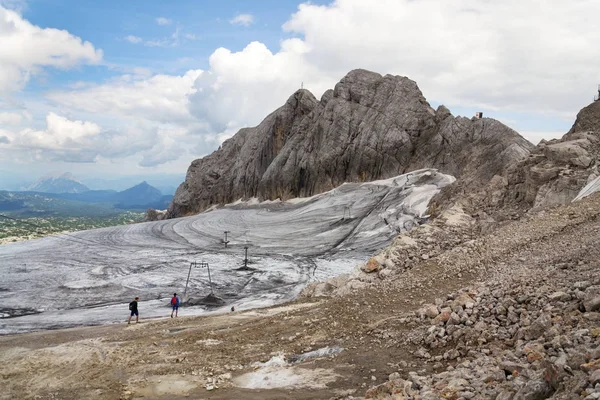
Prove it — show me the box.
[526,313,552,340]
[363,258,382,273]
[512,379,552,400]
[452,293,475,309]
[419,304,439,319]
[583,286,600,312]
[548,291,570,302]
[365,378,414,399]
[590,369,600,386]
[544,139,591,167]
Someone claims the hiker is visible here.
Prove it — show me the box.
[171,293,180,318]
[128,297,139,324]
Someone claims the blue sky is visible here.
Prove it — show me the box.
[20,0,315,88]
[0,0,598,190]
[15,0,324,100]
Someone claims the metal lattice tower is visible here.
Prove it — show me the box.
[183,261,212,299]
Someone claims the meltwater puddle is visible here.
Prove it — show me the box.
[233,346,343,389]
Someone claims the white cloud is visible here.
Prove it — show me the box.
[156,17,172,26]
[139,27,194,47]
[20,112,101,151]
[187,0,600,139]
[40,71,208,166]
[189,40,327,132]
[139,138,185,167]
[0,111,23,125]
[229,13,254,27]
[3,113,166,164]
[144,39,170,47]
[281,0,600,117]
[47,70,203,124]
[9,0,599,171]
[0,5,102,94]
[0,0,26,12]
[124,35,142,44]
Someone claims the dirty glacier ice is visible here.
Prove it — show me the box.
[0,169,454,334]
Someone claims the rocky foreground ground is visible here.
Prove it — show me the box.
[1,194,600,399]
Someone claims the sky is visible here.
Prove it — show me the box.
[0,0,599,190]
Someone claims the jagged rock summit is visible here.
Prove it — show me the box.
[568,98,600,134]
[490,99,600,211]
[27,172,89,194]
[167,69,533,218]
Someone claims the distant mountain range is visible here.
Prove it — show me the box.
[27,172,89,194]
[0,179,172,217]
[53,181,172,208]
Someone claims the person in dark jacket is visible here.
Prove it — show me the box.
[128,297,139,324]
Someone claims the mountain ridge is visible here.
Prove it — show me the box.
[27,172,89,194]
[1,181,172,216]
[166,69,533,218]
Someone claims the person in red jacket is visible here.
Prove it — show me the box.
[171,293,180,318]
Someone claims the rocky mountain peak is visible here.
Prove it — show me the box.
[285,88,317,109]
[568,99,600,135]
[27,172,89,194]
[166,69,533,218]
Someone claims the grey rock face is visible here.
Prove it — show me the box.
[168,69,532,217]
[497,102,600,211]
[568,100,600,134]
[167,89,317,217]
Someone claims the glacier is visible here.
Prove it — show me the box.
[0,169,454,334]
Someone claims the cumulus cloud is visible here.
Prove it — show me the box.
[0,111,23,125]
[124,35,142,44]
[0,5,103,94]
[3,113,164,164]
[229,13,254,27]
[47,70,203,124]
[185,0,600,138]
[0,135,10,144]
[139,141,185,167]
[12,0,599,170]
[155,17,172,26]
[281,0,600,117]
[189,40,328,132]
[19,112,101,152]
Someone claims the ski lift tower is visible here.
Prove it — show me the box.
[223,231,230,248]
[183,261,212,299]
[595,84,600,102]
